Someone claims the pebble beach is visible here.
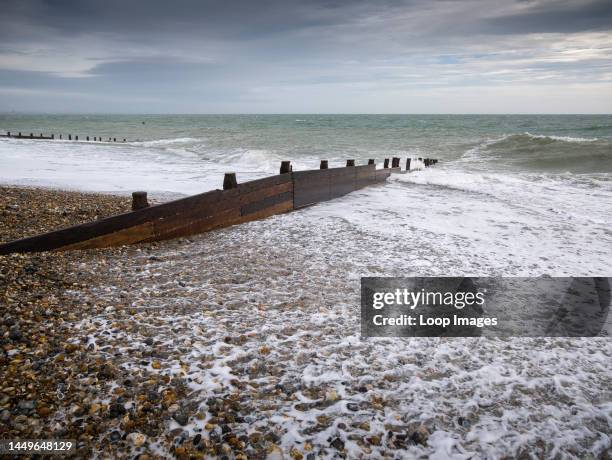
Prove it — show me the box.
[1,185,610,459]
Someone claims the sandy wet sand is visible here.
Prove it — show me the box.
[0,186,610,459]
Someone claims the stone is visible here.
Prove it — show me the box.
[458,416,470,428]
[367,435,381,446]
[330,437,344,451]
[264,431,280,443]
[17,400,36,412]
[346,403,359,411]
[173,412,189,426]
[109,402,126,418]
[410,425,429,446]
[127,432,147,447]
[9,326,22,341]
[267,445,284,460]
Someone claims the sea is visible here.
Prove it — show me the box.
[1,114,611,275]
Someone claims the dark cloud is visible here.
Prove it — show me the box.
[484,0,612,34]
[0,0,379,42]
[2,1,611,45]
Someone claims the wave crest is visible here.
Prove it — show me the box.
[463,132,611,174]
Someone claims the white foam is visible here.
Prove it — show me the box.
[128,137,204,147]
[523,132,600,143]
[0,137,268,196]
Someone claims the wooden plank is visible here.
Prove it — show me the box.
[144,208,243,243]
[293,168,331,209]
[236,173,292,194]
[239,181,292,206]
[142,200,292,244]
[242,191,293,216]
[294,187,330,209]
[329,167,356,198]
[237,200,293,224]
[293,168,331,179]
[355,165,376,189]
[59,221,156,250]
[292,172,331,190]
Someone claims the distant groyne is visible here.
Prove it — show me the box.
[0,131,127,142]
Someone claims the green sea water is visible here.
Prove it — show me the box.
[1,114,611,174]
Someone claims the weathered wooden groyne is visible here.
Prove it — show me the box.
[0,131,127,142]
[0,157,438,254]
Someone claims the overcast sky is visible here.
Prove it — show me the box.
[1,0,611,113]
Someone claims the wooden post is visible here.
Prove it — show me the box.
[39,133,43,138]
[384,158,389,169]
[406,158,411,170]
[131,191,149,211]
[75,135,78,141]
[320,160,328,169]
[108,137,111,142]
[113,138,116,142]
[18,132,21,137]
[223,172,238,190]
[368,159,375,165]
[68,134,72,140]
[280,161,291,174]
[346,159,355,167]
[59,134,62,140]
[86,136,89,141]
[30,133,33,138]
[392,157,400,168]
[51,134,54,139]
[123,139,126,142]
[6,132,9,137]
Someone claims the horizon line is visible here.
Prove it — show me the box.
[1,112,611,116]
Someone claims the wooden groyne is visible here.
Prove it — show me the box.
[0,157,438,254]
[0,132,127,142]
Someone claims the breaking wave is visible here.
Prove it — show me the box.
[128,137,204,147]
[463,133,612,173]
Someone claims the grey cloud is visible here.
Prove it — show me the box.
[0,0,611,113]
[0,0,379,42]
[484,0,612,34]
